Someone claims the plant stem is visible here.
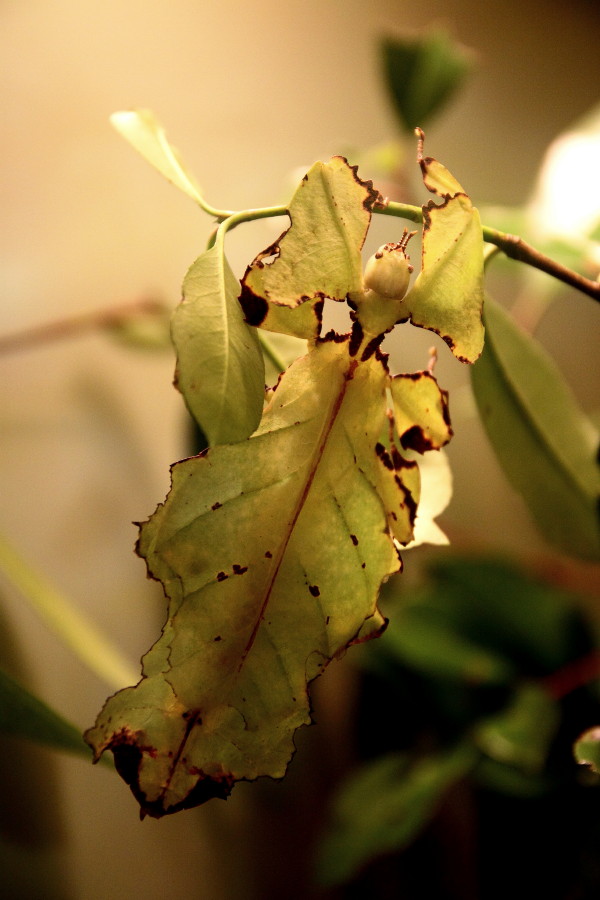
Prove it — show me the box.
[212,210,289,374]
[481,227,600,302]
[541,650,600,701]
[377,199,424,225]
[219,204,289,236]
[258,332,287,374]
[0,534,139,690]
[378,200,600,303]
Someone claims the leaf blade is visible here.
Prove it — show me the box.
[0,668,91,758]
[172,243,265,445]
[317,744,475,886]
[110,109,205,206]
[381,31,473,132]
[471,298,600,560]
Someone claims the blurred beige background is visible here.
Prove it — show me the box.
[1,1,599,898]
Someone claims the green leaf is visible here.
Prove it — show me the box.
[473,682,560,773]
[574,726,600,774]
[110,110,205,207]
[402,140,485,362]
[316,744,475,886]
[0,668,91,758]
[474,756,551,797]
[379,601,515,686]
[85,338,423,817]
[240,156,381,339]
[471,298,600,560]
[423,556,593,673]
[172,243,265,445]
[381,31,473,132]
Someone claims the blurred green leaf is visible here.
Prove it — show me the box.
[474,756,551,797]
[378,600,515,686]
[423,556,593,674]
[474,682,560,773]
[316,744,475,886]
[471,298,600,560]
[380,31,473,133]
[575,727,600,774]
[0,668,90,758]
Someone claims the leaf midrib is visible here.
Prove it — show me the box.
[237,359,353,671]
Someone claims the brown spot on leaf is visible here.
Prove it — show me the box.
[404,371,424,382]
[238,287,268,326]
[360,334,385,362]
[309,585,320,598]
[375,442,394,470]
[349,320,364,357]
[232,564,248,575]
[395,474,418,524]
[211,501,222,511]
[216,571,228,582]
[350,534,359,546]
[321,328,351,345]
[265,550,273,559]
[400,425,433,454]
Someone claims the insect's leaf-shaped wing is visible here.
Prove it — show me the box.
[403,143,485,363]
[391,371,453,452]
[240,157,381,339]
[85,338,413,817]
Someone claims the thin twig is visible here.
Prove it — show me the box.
[0,299,168,355]
[541,650,600,701]
[482,227,600,303]
[378,202,600,303]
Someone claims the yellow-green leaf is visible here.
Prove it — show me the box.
[85,338,418,817]
[172,243,265,445]
[110,110,205,205]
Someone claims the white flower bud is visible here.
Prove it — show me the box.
[363,230,416,299]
